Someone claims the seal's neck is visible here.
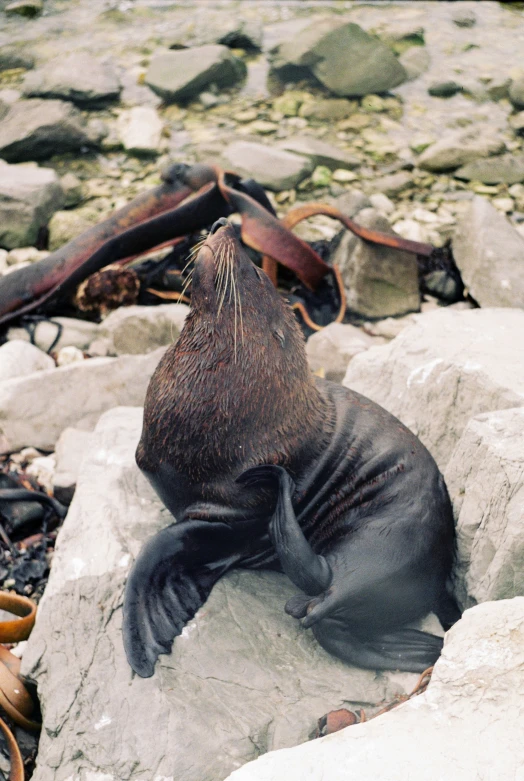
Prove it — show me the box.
[139,305,328,480]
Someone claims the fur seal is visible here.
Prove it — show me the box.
[123,217,458,678]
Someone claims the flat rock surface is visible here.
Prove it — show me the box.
[22,407,420,781]
[417,126,505,172]
[277,136,359,170]
[446,407,524,610]
[455,154,524,185]
[223,141,313,190]
[22,53,121,106]
[0,348,167,453]
[145,45,246,103]
[0,339,54,381]
[225,598,524,781]
[344,308,524,470]
[0,98,93,162]
[0,161,65,248]
[452,196,524,308]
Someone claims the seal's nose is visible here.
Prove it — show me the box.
[210,217,230,235]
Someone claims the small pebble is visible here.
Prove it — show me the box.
[56,346,85,366]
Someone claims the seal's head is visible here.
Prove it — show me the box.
[138,218,327,480]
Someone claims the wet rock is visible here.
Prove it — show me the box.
[398,46,430,82]
[428,81,463,98]
[223,141,313,191]
[99,303,189,355]
[277,136,359,171]
[509,76,524,110]
[0,99,94,162]
[22,406,423,781]
[454,155,524,185]
[4,0,42,17]
[8,316,99,352]
[452,196,524,307]
[225,598,524,781]
[117,106,163,156]
[0,340,54,382]
[306,323,380,382]
[145,46,246,104]
[332,208,420,319]
[22,54,121,107]
[0,348,167,454]
[47,207,100,251]
[299,98,355,122]
[417,127,505,172]
[52,426,94,504]
[270,19,407,97]
[344,308,524,470]
[0,162,64,249]
[447,408,524,610]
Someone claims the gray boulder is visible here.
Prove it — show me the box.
[0,340,54,381]
[343,308,524,470]
[332,208,420,319]
[168,13,262,51]
[0,348,167,454]
[225,598,524,781]
[454,155,524,185]
[22,53,121,107]
[0,99,94,162]
[417,127,505,172]
[452,196,524,308]
[23,407,423,781]
[0,162,65,249]
[99,303,189,355]
[223,141,313,191]
[270,18,407,97]
[277,136,359,171]
[145,46,246,103]
[509,76,524,110]
[446,408,524,610]
[306,323,381,382]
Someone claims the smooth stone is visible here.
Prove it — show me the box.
[225,598,524,781]
[428,81,463,98]
[59,172,84,208]
[344,308,524,470]
[271,19,406,97]
[369,171,414,197]
[47,207,100,251]
[145,46,246,103]
[0,45,35,71]
[454,155,524,185]
[335,189,371,217]
[0,99,94,162]
[277,136,359,170]
[5,246,48,266]
[0,349,168,454]
[509,76,524,110]
[117,106,163,156]
[223,141,313,191]
[452,8,476,28]
[5,0,42,17]
[447,408,524,610]
[0,162,65,249]
[418,127,506,172]
[332,208,420,319]
[22,407,423,781]
[0,340,54,382]
[52,427,95,504]
[306,323,380,382]
[452,196,524,308]
[22,54,121,107]
[298,98,356,122]
[99,303,189,355]
[398,46,430,82]
[8,317,99,353]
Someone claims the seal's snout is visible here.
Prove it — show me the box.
[210,217,230,235]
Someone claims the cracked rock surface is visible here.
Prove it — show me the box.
[22,407,421,781]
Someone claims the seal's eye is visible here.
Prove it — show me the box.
[274,329,285,347]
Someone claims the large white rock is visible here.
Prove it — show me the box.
[306,323,380,382]
[0,348,166,453]
[343,308,524,470]
[0,339,55,381]
[23,407,422,781]
[8,316,100,352]
[117,106,163,155]
[224,598,524,781]
[446,407,524,610]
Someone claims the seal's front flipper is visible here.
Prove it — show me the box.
[123,520,239,678]
[237,465,332,596]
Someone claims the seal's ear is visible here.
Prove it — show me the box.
[123,521,239,677]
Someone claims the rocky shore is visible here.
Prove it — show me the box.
[0,1,524,780]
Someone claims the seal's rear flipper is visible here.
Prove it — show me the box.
[312,621,443,673]
[123,520,239,678]
[237,465,332,596]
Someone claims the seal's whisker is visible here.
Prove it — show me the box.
[180,268,194,301]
